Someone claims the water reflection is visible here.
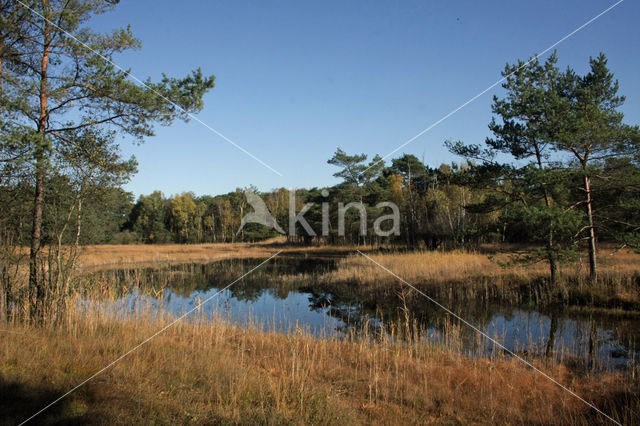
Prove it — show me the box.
[83,257,639,373]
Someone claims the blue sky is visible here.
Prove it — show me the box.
[89,0,640,198]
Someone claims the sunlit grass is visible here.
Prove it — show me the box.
[3,244,639,424]
[324,248,640,284]
[1,304,638,425]
[77,240,360,271]
[319,248,640,309]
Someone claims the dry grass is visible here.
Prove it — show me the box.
[2,245,640,423]
[74,243,640,311]
[315,248,640,310]
[77,240,362,272]
[77,242,640,278]
[1,306,637,425]
[77,242,273,271]
[323,248,640,285]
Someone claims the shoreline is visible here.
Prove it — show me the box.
[77,242,363,272]
[2,245,639,423]
[1,310,637,425]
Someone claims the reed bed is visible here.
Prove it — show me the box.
[77,241,360,272]
[2,245,639,424]
[70,243,640,312]
[323,249,640,285]
[319,249,640,310]
[77,243,274,272]
[1,297,638,425]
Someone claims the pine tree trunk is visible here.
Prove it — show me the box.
[547,232,558,285]
[28,156,45,319]
[534,145,558,285]
[584,174,598,284]
[28,2,51,320]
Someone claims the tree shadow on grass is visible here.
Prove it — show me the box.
[0,378,108,426]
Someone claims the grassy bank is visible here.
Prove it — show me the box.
[1,308,638,425]
[3,245,640,423]
[318,250,640,311]
[0,244,640,424]
[74,243,640,312]
[323,249,640,285]
[77,241,361,272]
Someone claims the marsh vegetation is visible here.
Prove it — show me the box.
[2,247,639,424]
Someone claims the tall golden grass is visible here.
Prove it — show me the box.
[2,245,639,423]
[77,242,640,278]
[77,241,361,272]
[74,243,640,316]
[323,249,640,285]
[1,303,637,425]
[317,249,640,310]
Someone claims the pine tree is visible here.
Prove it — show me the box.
[554,53,640,283]
[0,0,214,319]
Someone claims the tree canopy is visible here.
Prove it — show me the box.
[0,0,215,319]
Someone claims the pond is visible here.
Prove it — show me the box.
[82,256,640,373]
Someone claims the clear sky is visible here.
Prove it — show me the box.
[88,0,640,198]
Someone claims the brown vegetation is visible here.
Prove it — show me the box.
[323,248,640,285]
[1,307,637,425]
[2,245,639,424]
[76,240,362,272]
[318,248,640,310]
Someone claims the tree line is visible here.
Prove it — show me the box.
[3,137,638,258]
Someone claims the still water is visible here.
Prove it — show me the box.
[83,256,639,373]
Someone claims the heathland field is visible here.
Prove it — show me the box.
[2,244,639,425]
